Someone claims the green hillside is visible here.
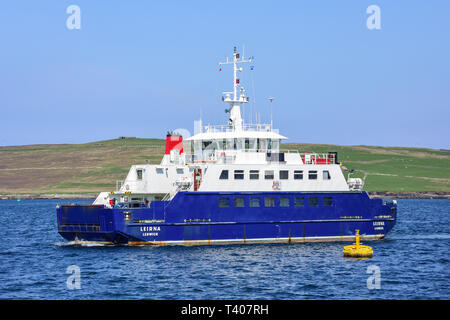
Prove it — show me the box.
[0,138,449,195]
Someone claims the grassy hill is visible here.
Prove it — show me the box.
[0,138,449,196]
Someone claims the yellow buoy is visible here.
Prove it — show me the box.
[343,230,373,258]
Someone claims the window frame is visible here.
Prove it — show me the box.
[294,197,305,207]
[264,170,275,180]
[218,197,230,208]
[219,170,229,180]
[294,170,303,180]
[249,170,260,180]
[264,197,275,207]
[234,170,244,180]
[234,197,245,207]
[308,197,319,206]
[250,197,260,207]
[323,196,333,206]
[308,170,318,180]
[279,197,290,207]
[279,170,289,180]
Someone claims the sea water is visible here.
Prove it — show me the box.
[0,199,448,299]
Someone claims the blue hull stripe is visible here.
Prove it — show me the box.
[56,191,397,245]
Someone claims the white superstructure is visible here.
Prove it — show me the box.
[94,47,358,207]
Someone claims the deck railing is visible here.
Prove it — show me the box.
[202,123,274,133]
[184,150,337,165]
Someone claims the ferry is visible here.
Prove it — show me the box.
[56,47,397,245]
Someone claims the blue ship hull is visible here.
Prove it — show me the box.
[56,191,396,245]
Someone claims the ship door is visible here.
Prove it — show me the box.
[193,168,202,191]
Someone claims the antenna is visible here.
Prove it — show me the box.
[268,97,275,129]
[218,47,253,130]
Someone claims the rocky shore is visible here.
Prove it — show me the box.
[368,192,450,199]
[1,192,449,200]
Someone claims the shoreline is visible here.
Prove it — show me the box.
[1,191,449,200]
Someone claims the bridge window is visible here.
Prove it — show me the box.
[294,170,303,180]
[234,170,244,180]
[264,197,275,207]
[279,170,289,180]
[136,169,143,180]
[280,197,290,207]
[294,197,304,207]
[264,170,274,180]
[323,170,331,180]
[202,140,213,151]
[250,197,260,207]
[308,170,318,180]
[219,170,229,180]
[234,197,245,207]
[308,197,319,206]
[250,170,259,180]
[218,197,229,208]
[323,197,333,206]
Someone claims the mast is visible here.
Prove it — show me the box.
[219,47,253,131]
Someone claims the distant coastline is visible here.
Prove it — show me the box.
[1,139,449,197]
[1,192,449,200]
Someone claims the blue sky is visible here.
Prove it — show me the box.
[0,1,449,149]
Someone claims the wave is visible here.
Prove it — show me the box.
[55,240,112,247]
[389,234,450,240]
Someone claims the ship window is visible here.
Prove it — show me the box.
[279,170,289,180]
[156,168,164,174]
[250,197,260,207]
[294,197,304,207]
[234,170,244,180]
[280,197,290,207]
[323,197,333,206]
[218,197,229,208]
[294,170,303,180]
[323,170,331,180]
[308,197,319,206]
[219,170,229,180]
[264,197,275,207]
[250,170,259,180]
[264,170,274,180]
[234,197,244,207]
[308,170,318,180]
[202,140,212,150]
[136,169,143,180]
[176,168,184,174]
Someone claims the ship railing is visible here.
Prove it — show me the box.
[347,178,364,191]
[279,149,300,154]
[184,152,236,164]
[184,150,337,165]
[202,123,274,133]
[116,180,124,192]
[114,179,146,193]
[299,153,336,165]
[161,192,172,201]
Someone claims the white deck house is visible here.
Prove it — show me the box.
[94,48,360,207]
